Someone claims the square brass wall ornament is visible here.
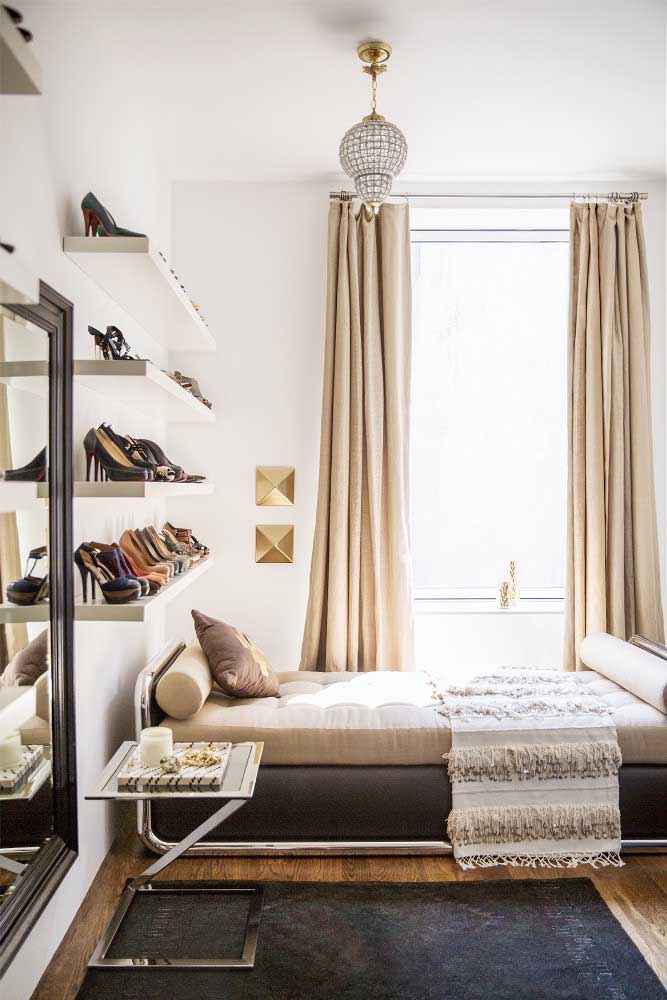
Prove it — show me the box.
[255,524,294,564]
[256,466,295,506]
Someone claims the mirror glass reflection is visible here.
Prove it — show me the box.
[0,305,53,901]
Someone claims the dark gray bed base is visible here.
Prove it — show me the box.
[141,763,667,855]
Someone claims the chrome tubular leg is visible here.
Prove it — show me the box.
[130,799,246,889]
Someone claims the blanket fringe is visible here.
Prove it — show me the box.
[447,803,621,846]
[444,742,622,782]
[438,697,611,720]
[455,851,624,871]
[445,680,583,698]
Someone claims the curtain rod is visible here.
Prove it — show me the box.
[330,191,648,202]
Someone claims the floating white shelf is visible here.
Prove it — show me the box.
[0,602,49,624]
[0,247,39,305]
[0,557,214,624]
[0,6,42,95]
[62,236,215,352]
[0,360,48,397]
[75,555,214,623]
[74,481,214,499]
[0,482,44,512]
[74,359,216,423]
[0,359,216,422]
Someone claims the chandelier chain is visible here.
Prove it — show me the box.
[339,41,407,210]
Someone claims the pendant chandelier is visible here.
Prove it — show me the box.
[339,41,408,213]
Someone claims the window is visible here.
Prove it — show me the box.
[410,223,569,604]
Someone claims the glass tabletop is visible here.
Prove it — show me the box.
[87,741,262,801]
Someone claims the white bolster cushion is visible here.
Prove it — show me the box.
[155,642,214,720]
[580,632,667,714]
[34,671,50,723]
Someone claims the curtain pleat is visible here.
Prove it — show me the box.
[564,202,664,669]
[0,316,28,667]
[300,201,415,671]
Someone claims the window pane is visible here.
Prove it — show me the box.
[410,238,568,593]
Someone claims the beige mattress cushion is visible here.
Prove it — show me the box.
[162,669,667,766]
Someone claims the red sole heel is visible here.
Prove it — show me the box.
[83,208,103,237]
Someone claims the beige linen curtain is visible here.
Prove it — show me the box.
[300,200,415,672]
[565,201,664,669]
[0,316,28,667]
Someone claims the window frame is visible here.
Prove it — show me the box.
[410,224,569,610]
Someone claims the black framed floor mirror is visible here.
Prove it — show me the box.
[0,281,77,976]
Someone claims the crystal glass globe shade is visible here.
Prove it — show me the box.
[339,117,408,207]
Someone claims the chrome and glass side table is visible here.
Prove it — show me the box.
[86,740,263,969]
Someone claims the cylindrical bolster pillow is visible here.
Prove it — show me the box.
[580,632,667,715]
[34,671,50,723]
[155,642,213,720]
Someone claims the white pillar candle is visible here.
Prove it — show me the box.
[139,727,173,769]
[0,731,22,769]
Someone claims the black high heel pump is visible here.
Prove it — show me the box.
[3,446,47,482]
[81,192,146,239]
[83,427,151,482]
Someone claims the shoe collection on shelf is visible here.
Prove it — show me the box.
[87,324,213,411]
[80,191,209,328]
[0,193,215,619]
[74,524,210,605]
[83,424,205,484]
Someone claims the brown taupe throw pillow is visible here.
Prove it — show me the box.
[0,628,48,687]
[191,610,279,698]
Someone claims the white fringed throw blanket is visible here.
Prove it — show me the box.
[436,668,623,870]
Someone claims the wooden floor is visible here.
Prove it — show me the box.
[34,819,667,999]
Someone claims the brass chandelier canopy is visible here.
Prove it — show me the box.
[338,41,408,212]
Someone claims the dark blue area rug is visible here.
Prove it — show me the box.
[77,878,665,999]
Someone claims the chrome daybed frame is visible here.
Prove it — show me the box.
[135,640,667,857]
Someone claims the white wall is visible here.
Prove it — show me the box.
[167,183,328,665]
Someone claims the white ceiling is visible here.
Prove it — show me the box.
[24,0,667,183]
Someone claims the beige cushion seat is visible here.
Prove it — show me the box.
[161,668,667,766]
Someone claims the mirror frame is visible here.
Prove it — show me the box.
[0,281,77,976]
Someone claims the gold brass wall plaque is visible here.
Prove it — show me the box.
[255,524,294,564]
[256,466,295,506]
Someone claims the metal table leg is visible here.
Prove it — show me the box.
[88,798,264,969]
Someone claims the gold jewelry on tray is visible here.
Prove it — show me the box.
[182,746,222,768]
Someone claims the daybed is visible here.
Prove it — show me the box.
[134,633,667,855]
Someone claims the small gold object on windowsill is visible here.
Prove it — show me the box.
[498,580,512,609]
[508,560,519,604]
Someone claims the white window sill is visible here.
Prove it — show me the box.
[414,599,564,616]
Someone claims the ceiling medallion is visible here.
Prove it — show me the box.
[339,40,408,213]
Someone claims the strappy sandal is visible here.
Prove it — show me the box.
[7,546,49,605]
[106,326,144,361]
[168,371,213,409]
[122,435,177,482]
[163,522,209,556]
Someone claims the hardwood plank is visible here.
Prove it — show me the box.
[33,825,667,1000]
